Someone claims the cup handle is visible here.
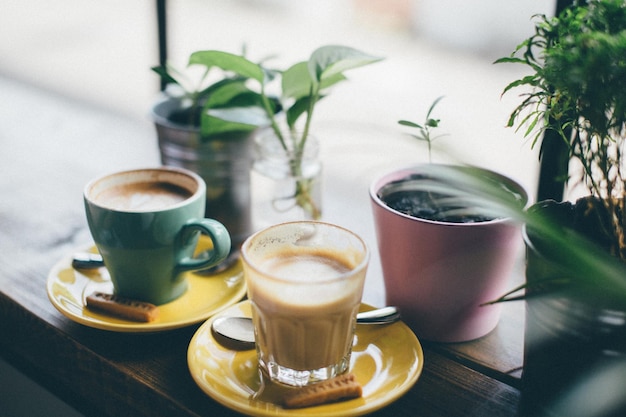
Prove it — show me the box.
[176,218,231,273]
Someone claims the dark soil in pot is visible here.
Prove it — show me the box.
[378,173,503,223]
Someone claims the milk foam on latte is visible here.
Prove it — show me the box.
[261,252,350,281]
[93,181,192,211]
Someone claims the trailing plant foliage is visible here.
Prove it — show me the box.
[410,164,626,305]
[496,0,626,260]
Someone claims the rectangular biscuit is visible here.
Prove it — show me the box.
[283,373,362,409]
[86,292,159,322]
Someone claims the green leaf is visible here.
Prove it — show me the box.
[307,45,383,83]
[398,120,423,129]
[206,106,269,126]
[282,62,347,101]
[523,114,540,138]
[151,65,180,85]
[286,95,323,129]
[203,80,258,108]
[492,56,527,65]
[426,96,445,119]
[426,118,440,128]
[501,75,539,96]
[194,77,240,101]
[189,50,265,83]
[407,133,428,142]
[201,106,269,136]
[319,72,347,91]
[282,62,313,100]
[200,116,255,137]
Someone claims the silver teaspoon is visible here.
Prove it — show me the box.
[211,306,401,350]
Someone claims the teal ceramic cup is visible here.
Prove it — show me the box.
[84,167,231,305]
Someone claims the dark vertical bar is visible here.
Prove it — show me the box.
[535,0,574,202]
[536,130,569,202]
[157,0,168,91]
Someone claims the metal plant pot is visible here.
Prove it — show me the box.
[152,97,254,249]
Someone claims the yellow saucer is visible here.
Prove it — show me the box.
[188,300,423,416]
[46,237,246,333]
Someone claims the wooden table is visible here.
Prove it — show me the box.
[0,76,524,416]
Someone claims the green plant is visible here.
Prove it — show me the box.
[151,49,274,136]
[398,96,447,162]
[394,97,521,223]
[496,0,626,260]
[408,164,626,304]
[180,45,383,219]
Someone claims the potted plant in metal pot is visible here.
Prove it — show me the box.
[154,45,382,238]
[369,98,528,343]
[494,0,626,414]
[151,49,274,250]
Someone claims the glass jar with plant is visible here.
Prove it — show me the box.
[187,45,383,222]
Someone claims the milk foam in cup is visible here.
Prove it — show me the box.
[241,221,369,387]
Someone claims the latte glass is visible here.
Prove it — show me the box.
[241,221,369,387]
[84,167,231,305]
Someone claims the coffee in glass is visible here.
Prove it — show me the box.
[241,221,369,387]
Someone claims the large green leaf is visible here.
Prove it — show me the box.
[286,96,327,130]
[319,72,347,91]
[281,62,312,100]
[307,45,383,83]
[203,81,260,108]
[189,50,265,83]
[200,115,257,137]
[282,61,346,100]
[201,106,269,137]
[206,106,269,127]
[195,77,245,101]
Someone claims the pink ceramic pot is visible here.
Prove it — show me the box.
[369,165,526,342]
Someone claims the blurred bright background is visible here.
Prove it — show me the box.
[1,0,555,192]
[2,0,553,117]
[1,1,555,415]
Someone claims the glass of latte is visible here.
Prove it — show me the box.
[241,221,369,387]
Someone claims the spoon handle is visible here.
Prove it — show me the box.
[356,306,400,324]
[72,253,104,269]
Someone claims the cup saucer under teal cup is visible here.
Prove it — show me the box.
[84,167,231,305]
